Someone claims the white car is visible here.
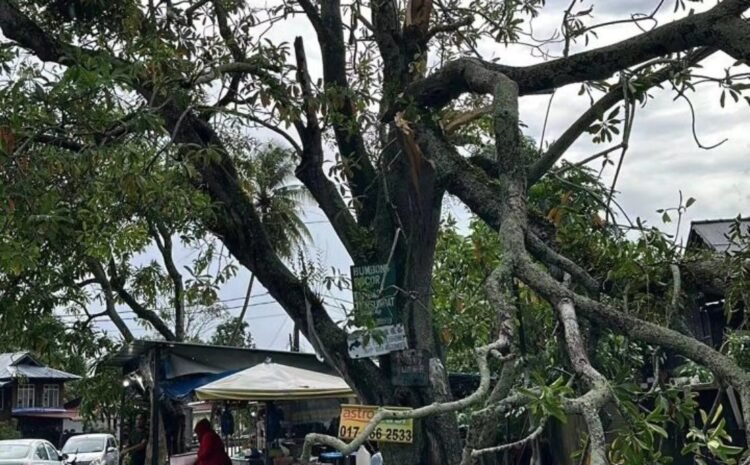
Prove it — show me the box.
[0,439,64,465]
[61,435,119,465]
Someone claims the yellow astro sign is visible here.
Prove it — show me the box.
[338,404,414,444]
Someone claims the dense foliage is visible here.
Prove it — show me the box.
[210,317,256,348]
[434,167,750,464]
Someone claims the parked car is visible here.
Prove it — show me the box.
[61,435,118,465]
[0,439,65,465]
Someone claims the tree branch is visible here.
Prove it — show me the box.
[297,0,378,225]
[293,37,374,263]
[230,273,255,346]
[107,259,177,341]
[194,60,276,84]
[211,0,244,61]
[460,262,521,464]
[470,419,546,458]
[369,0,401,87]
[396,2,746,113]
[296,0,325,36]
[514,250,750,445]
[86,259,135,342]
[557,298,610,465]
[300,337,506,463]
[527,47,715,184]
[443,105,492,134]
[0,6,366,382]
[0,1,66,62]
[525,231,600,295]
[426,16,473,40]
[148,221,185,341]
[185,0,211,19]
[714,16,750,62]
[26,133,86,152]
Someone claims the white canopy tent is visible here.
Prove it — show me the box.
[194,361,354,401]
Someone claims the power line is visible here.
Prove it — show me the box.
[57,289,353,321]
[57,310,288,326]
[268,319,290,349]
[55,296,280,321]
[77,312,288,324]
[56,288,354,337]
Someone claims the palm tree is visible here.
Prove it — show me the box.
[230,143,311,345]
[249,144,312,259]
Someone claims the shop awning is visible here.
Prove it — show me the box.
[195,362,354,401]
[160,369,239,400]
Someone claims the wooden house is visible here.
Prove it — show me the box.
[0,352,80,445]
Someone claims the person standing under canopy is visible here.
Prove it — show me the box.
[220,404,234,442]
[122,415,148,465]
[194,419,232,465]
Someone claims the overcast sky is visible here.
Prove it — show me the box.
[91,0,750,350]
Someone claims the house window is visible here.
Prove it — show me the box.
[17,384,35,409]
[42,384,59,408]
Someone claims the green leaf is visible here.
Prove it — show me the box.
[717,444,744,456]
[547,405,567,424]
[711,403,724,424]
[647,422,669,439]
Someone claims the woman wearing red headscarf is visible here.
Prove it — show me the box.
[194,419,232,465]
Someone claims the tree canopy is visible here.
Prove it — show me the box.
[1,1,750,464]
[210,316,256,348]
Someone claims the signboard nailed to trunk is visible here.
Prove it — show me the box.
[348,263,408,359]
[392,349,429,386]
[347,324,408,359]
[351,263,398,326]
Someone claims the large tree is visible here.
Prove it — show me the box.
[1,1,750,464]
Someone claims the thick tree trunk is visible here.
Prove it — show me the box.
[359,130,462,465]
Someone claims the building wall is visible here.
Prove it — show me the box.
[0,386,11,421]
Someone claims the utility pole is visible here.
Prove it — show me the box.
[292,325,300,352]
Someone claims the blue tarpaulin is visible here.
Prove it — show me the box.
[160,369,239,400]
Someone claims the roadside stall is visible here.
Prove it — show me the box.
[195,361,355,465]
[103,341,346,465]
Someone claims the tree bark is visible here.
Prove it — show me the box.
[363,117,462,464]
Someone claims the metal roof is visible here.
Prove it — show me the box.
[0,352,81,381]
[687,218,750,253]
[102,340,339,380]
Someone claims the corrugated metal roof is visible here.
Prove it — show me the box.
[688,218,750,253]
[101,340,337,379]
[0,352,80,381]
[9,365,81,380]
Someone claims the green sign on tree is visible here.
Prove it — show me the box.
[351,264,398,326]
